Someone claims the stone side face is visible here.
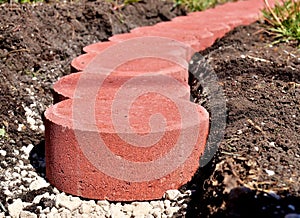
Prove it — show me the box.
[44,0,275,201]
[45,100,209,201]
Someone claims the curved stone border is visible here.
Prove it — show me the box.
[44,0,275,201]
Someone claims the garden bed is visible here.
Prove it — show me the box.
[0,0,299,217]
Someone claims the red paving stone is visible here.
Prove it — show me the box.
[155,21,231,38]
[54,59,190,103]
[131,27,214,51]
[71,53,97,72]
[45,98,208,200]
[108,32,143,42]
[45,0,274,201]
[83,41,117,53]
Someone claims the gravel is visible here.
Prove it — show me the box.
[0,147,192,217]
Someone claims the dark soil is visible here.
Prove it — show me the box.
[183,23,300,217]
[0,0,299,217]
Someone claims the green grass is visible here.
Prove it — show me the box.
[0,0,41,3]
[124,0,140,4]
[173,0,230,11]
[108,0,225,11]
[0,128,6,138]
[0,0,229,10]
[262,0,300,45]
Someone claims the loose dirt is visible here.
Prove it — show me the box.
[184,22,300,218]
[0,0,299,217]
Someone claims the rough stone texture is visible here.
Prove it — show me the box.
[130,26,215,51]
[45,8,207,201]
[45,97,209,200]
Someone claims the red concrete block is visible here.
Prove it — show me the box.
[179,3,260,27]
[177,8,217,20]
[72,42,118,72]
[213,0,265,12]
[83,41,117,53]
[226,19,245,29]
[207,23,231,39]
[265,0,276,7]
[71,53,97,72]
[188,0,268,25]
[155,21,231,39]
[53,58,190,103]
[45,0,268,201]
[108,32,144,43]
[73,36,195,79]
[47,57,208,201]
[187,14,246,24]
[45,96,209,201]
[130,26,214,51]
[108,28,202,50]
[46,30,210,201]
[174,15,245,29]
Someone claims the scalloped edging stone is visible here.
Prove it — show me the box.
[44,0,275,201]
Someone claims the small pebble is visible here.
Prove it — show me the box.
[79,202,92,214]
[20,210,38,218]
[288,205,296,211]
[110,204,125,218]
[0,150,6,156]
[55,194,81,212]
[8,199,23,218]
[29,177,49,191]
[132,202,153,216]
[164,190,181,201]
[265,169,275,176]
[285,214,300,218]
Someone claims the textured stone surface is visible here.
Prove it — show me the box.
[45,97,209,200]
[53,59,190,103]
[130,26,214,51]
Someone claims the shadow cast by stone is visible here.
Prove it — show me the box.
[29,140,46,178]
